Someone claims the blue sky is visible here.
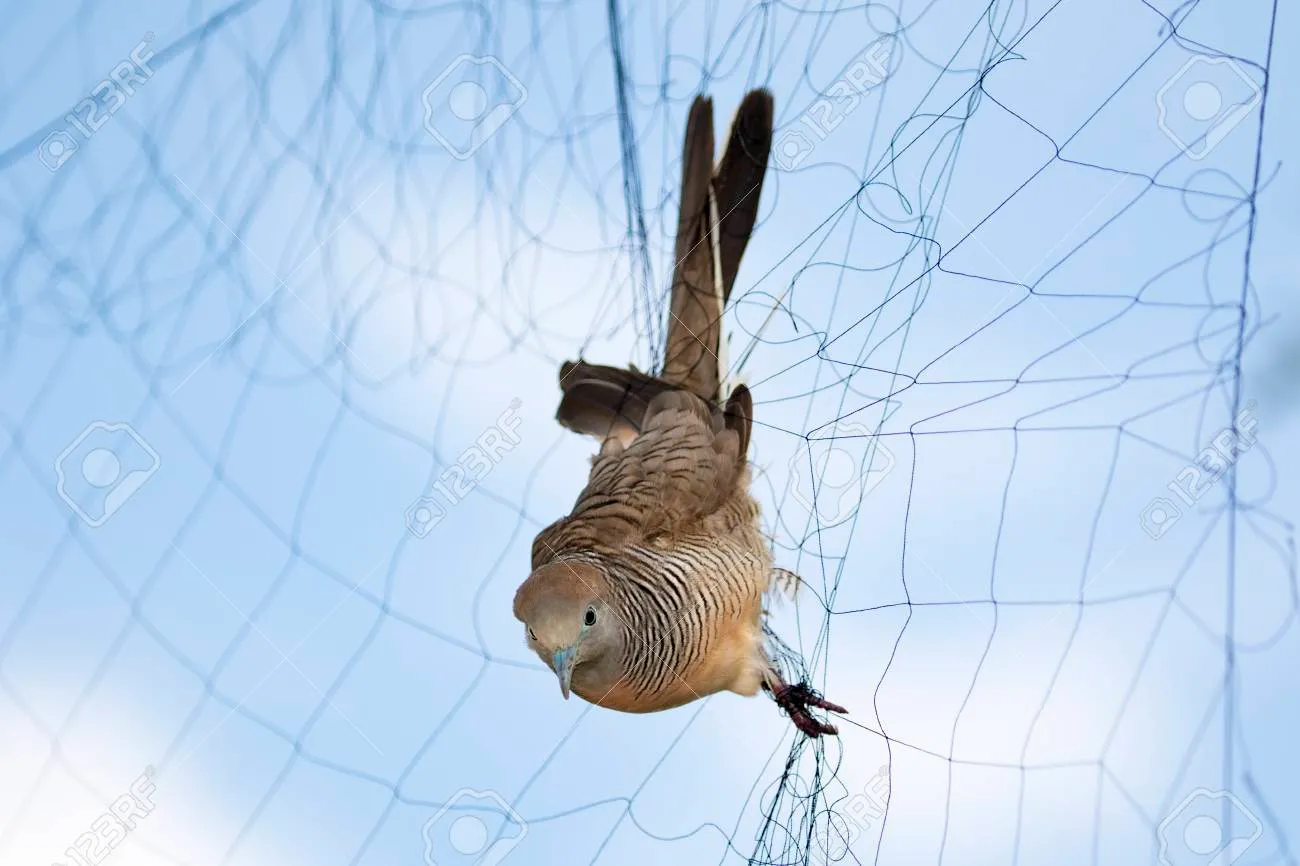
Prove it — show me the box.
[0,0,1296,864]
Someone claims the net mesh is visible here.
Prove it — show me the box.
[1,1,1296,864]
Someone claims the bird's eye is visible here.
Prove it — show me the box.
[527,626,537,641]
[584,607,597,627]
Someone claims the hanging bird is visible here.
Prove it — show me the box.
[513,89,846,737]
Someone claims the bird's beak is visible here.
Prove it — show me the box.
[552,646,576,700]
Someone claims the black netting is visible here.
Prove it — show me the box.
[1,1,1295,865]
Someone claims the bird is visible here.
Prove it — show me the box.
[513,88,847,737]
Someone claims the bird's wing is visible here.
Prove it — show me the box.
[722,382,753,460]
[555,361,752,457]
[532,389,745,566]
[553,360,675,443]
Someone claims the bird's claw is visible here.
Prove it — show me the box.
[771,682,847,738]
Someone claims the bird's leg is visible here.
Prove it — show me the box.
[763,674,847,738]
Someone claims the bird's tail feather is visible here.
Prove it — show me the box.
[713,89,773,307]
[556,91,771,447]
[660,94,719,401]
[661,90,773,403]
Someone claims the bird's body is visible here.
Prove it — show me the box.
[514,89,846,736]
[527,411,770,714]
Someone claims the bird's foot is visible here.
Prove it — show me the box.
[770,681,847,738]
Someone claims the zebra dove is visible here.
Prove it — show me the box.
[513,89,846,737]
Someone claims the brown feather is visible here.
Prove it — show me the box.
[661,94,722,401]
[554,360,675,443]
[723,383,754,458]
[713,89,773,301]
[534,389,747,559]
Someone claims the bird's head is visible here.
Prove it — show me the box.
[513,559,619,700]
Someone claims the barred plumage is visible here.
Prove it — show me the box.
[600,531,767,706]
[512,89,847,737]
